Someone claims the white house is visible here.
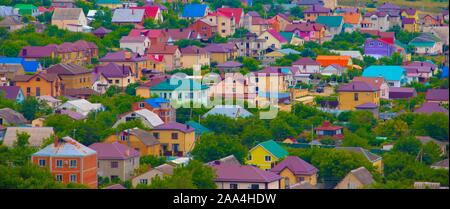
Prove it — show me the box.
[58,99,105,116]
[112,109,164,129]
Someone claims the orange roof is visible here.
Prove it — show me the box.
[316,55,352,67]
[340,12,361,24]
[316,55,351,61]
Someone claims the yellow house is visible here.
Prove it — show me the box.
[270,156,319,189]
[51,8,87,32]
[203,43,237,64]
[258,29,288,50]
[202,12,235,37]
[180,46,210,69]
[251,67,290,94]
[150,122,196,157]
[401,8,419,20]
[104,128,161,156]
[46,63,93,90]
[337,81,380,110]
[335,167,375,189]
[247,140,288,171]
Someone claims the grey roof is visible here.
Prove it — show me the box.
[112,9,145,23]
[347,167,375,186]
[431,159,449,169]
[0,108,27,125]
[129,128,159,146]
[207,155,241,166]
[202,105,253,118]
[336,147,382,163]
[155,163,175,175]
[52,8,84,20]
[3,127,54,147]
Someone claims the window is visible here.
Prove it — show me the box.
[250,184,259,189]
[140,179,148,185]
[348,182,356,189]
[108,80,112,84]
[172,144,179,152]
[111,175,119,181]
[36,87,40,96]
[70,160,77,168]
[153,132,160,139]
[111,161,119,168]
[120,135,128,141]
[298,177,305,182]
[139,102,145,108]
[171,133,178,139]
[221,22,225,26]
[354,93,359,101]
[56,174,63,182]
[70,174,77,182]
[248,155,252,161]
[38,159,46,167]
[264,156,272,162]
[230,184,238,189]
[36,77,40,81]
[56,160,63,168]
[115,80,119,84]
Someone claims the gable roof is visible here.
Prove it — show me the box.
[271,156,318,175]
[425,89,449,101]
[202,105,252,118]
[415,102,449,115]
[185,120,210,136]
[32,136,96,157]
[217,8,243,24]
[127,128,159,146]
[345,167,375,186]
[336,147,382,163]
[340,12,361,24]
[112,9,145,23]
[129,6,159,19]
[126,109,164,127]
[47,63,92,75]
[144,98,170,108]
[212,164,282,183]
[182,4,208,18]
[353,76,385,89]
[94,63,132,79]
[265,29,287,43]
[100,50,147,62]
[0,86,22,100]
[337,81,378,92]
[0,108,27,125]
[52,8,83,20]
[89,142,139,160]
[255,140,288,159]
[362,65,405,81]
[0,16,22,26]
[180,45,208,55]
[153,122,195,133]
[3,127,54,147]
[316,16,343,28]
[304,5,331,13]
[292,57,320,66]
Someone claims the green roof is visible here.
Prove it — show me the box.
[279,32,293,42]
[150,79,209,91]
[257,140,288,159]
[409,42,435,47]
[185,121,211,136]
[14,4,37,9]
[316,16,343,28]
[96,0,123,4]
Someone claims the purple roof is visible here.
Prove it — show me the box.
[403,8,416,16]
[425,89,449,101]
[389,87,416,93]
[402,18,415,24]
[337,81,378,92]
[217,61,242,68]
[407,61,436,71]
[203,43,235,53]
[89,142,139,160]
[252,66,292,76]
[92,27,112,35]
[304,5,331,13]
[292,57,319,66]
[94,63,133,78]
[270,156,318,176]
[153,122,195,133]
[389,87,417,99]
[99,50,147,62]
[415,102,449,115]
[355,102,378,109]
[364,11,387,17]
[212,164,282,183]
[120,35,148,43]
[59,109,86,120]
[0,86,21,100]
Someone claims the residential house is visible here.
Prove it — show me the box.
[0,108,27,126]
[112,9,145,25]
[58,99,104,116]
[130,6,163,22]
[55,109,86,121]
[401,8,419,21]
[315,121,344,140]
[99,50,151,79]
[364,38,396,59]
[388,87,417,99]
[161,28,198,45]
[0,6,19,17]
[425,89,449,104]
[217,7,244,27]
[377,3,402,28]
[150,122,196,157]
[19,41,98,66]
[216,61,242,73]
[339,12,361,32]
[243,12,270,35]
[362,65,407,87]
[203,43,237,64]
[292,57,321,74]
[316,55,352,68]
[431,159,449,170]
[415,102,448,115]
[263,49,300,66]
[14,4,39,17]
[335,167,375,189]
[0,16,24,32]
[212,163,282,189]
[419,14,444,29]
[131,98,176,123]
[296,0,325,7]
[408,33,443,55]
[128,29,167,46]
[89,142,140,181]
[321,64,345,76]
[189,18,217,41]
[0,86,25,103]
[279,32,304,46]
[258,29,288,50]
[361,12,389,32]
[113,109,164,129]
[119,36,150,55]
[250,67,291,94]
[402,18,418,33]
[46,63,93,93]
[283,22,326,43]
[104,128,160,156]
[303,5,331,22]
[51,0,75,8]
[0,58,31,83]
[2,127,54,147]
[92,63,135,93]
[135,74,170,98]
[131,163,174,187]
[247,140,289,170]
[269,13,291,31]
[202,105,253,119]
[202,11,236,37]
[422,26,449,46]
[150,78,210,106]
[271,156,319,189]
[181,4,209,19]
[12,72,62,97]
[51,8,88,32]
[315,16,343,38]
[96,0,123,9]
[336,147,383,173]
[232,32,266,58]
[32,136,97,188]
[353,77,389,99]
[146,44,181,72]
[180,46,210,69]
[336,81,380,110]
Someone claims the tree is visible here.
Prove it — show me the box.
[115,119,149,132]
[143,18,158,29]
[348,110,376,132]
[174,39,203,48]
[269,118,297,140]
[14,132,30,148]
[393,137,422,156]
[342,130,369,148]
[240,123,271,148]
[191,133,247,163]
[18,97,52,120]
[374,119,409,138]
[290,6,304,18]
[422,141,442,165]
[140,155,166,167]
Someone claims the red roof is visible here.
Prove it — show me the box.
[315,121,343,131]
[130,6,159,19]
[128,29,164,38]
[266,29,287,43]
[217,8,243,25]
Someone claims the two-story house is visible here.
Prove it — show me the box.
[150,122,196,157]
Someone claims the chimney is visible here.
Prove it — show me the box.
[125,148,130,157]
[54,135,59,147]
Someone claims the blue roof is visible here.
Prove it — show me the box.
[144,97,170,108]
[182,4,208,18]
[442,66,449,78]
[362,65,405,81]
[0,57,40,73]
[185,120,211,136]
[0,57,23,64]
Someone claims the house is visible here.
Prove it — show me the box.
[14,4,39,17]
[99,50,151,79]
[364,38,396,59]
[232,32,266,58]
[113,109,164,129]
[130,6,163,22]
[104,128,160,157]
[202,11,236,38]
[361,11,389,31]
[55,109,86,121]
[131,163,174,187]
[128,29,167,46]
[377,3,402,28]
[247,140,288,170]
[0,16,23,32]
[119,36,150,55]
[431,159,449,170]
[103,184,126,189]
[203,43,237,64]
[425,89,449,103]
[52,8,88,32]
[402,18,418,33]
[268,13,291,31]
[353,77,389,100]
[401,8,419,21]
[92,63,135,93]
[422,26,449,46]
[315,121,344,140]
[284,22,326,43]
[339,12,361,32]
[415,102,448,115]
[2,127,54,147]
[321,64,345,76]
[292,57,320,74]
[0,57,42,78]
[303,5,331,22]
[388,87,417,99]
[0,108,27,126]
[31,136,97,188]
[181,4,209,19]
[135,74,170,98]
[12,72,62,97]
[316,16,344,38]
[51,0,75,8]
[217,7,244,27]
[336,81,380,110]
[150,122,196,157]
[160,28,198,45]
[112,9,145,25]
[251,66,292,93]
[408,33,443,55]
[243,11,270,35]
[263,49,300,65]
[58,99,104,116]
[362,65,407,87]
[216,61,242,73]
[336,147,383,172]
[19,41,98,66]
[404,65,433,83]
[316,55,352,68]
[46,63,93,92]
[270,156,319,189]
[258,29,288,50]
[406,61,437,74]
[0,86,24,103]
[131,98,176,123]
[202,105,253,119]
[296,0,325,7]
[89,142,140,181]
[91,27,112,38]
[96,0,123,9]
[211,163,282,189]
[146,44,181,72]
[149,78,210,106]
[189,18,217,41]
[335,167,375,189]
[180,46,210,69]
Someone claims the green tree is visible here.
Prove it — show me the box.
[348,110,376,132]
[374,119,409,138]
[18,97,52,120]
[342,130,369,148]
[393,137,422,156]
[422,141,442,165]
[191,133,247,163]
[14,132,30,148]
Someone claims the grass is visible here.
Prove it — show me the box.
[339,0,449,14]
